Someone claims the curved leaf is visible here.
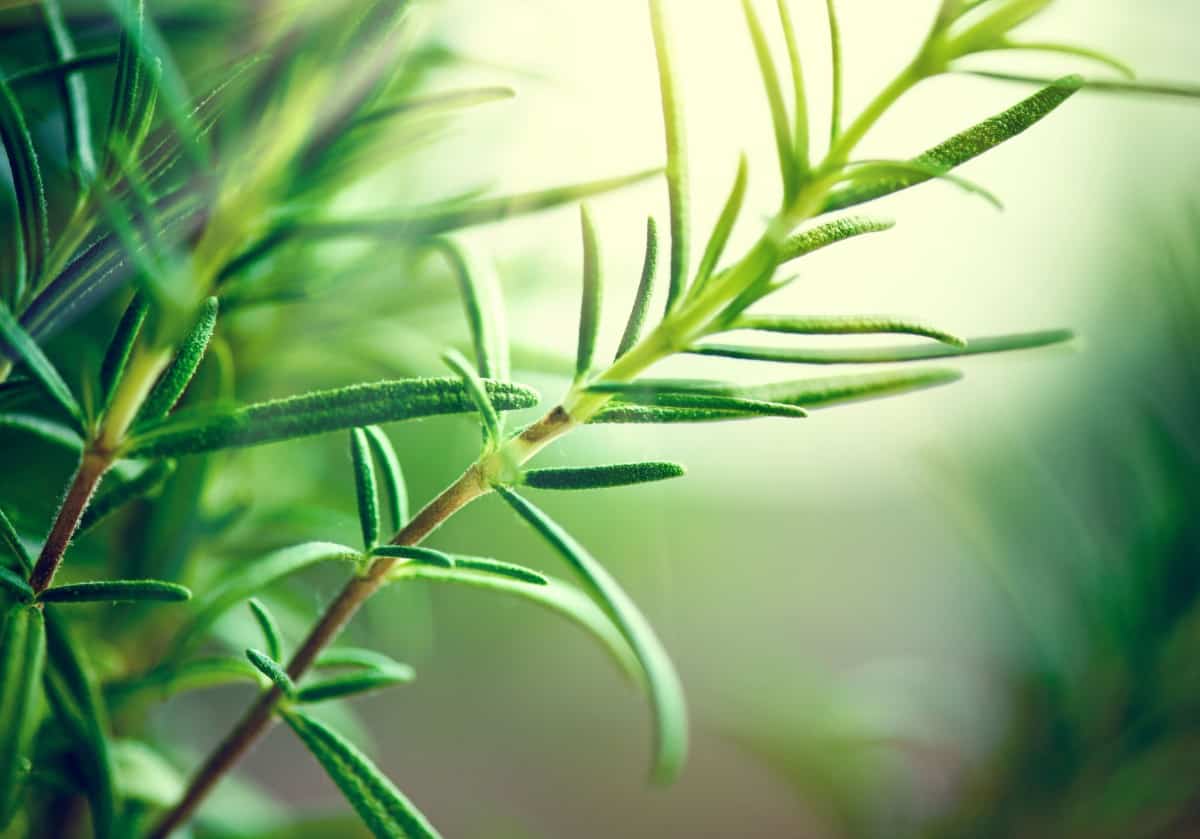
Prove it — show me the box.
[778,216,895,265]
[731,314,964,346]
[433,239,508,382]
[296,669,415,704]
[649,0,690,311]
[0,78,48,300]
[39,579,191,604]
[0,605,45,828]
[0,302,82,427]
[248,599,283,662]
[523,462,686,490]
[615,216,660,359]
[350,429,381,549]
[245,648,295,697]
[136,296,218,423]
[363,426,408,531]
[741,0,796,199]
[442,351,501,448]
[575,204,603,380]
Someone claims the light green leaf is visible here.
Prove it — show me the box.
[248,599,283,663]
[960,69,1200,101]
[732,314,964,345]
[776,0,809,171]
[282,708,442,839]
[99,295,149,411]
[433,238,508,382]
[649,0,690,312]
[989,40,1135,78]
[0,605,45,828]
[355,86,515,128]
[692,154,748,294]
[837,159,1003,209]
[523,462,686,490]
[496,487,687,783]
[246,648,295,697]
[442,350,502,448]
[136,296,219,423]
[741,367,964,407]
[125,378,539,458]
[0,507,32,573]
[350,429,381,549]
[778,216,896,265]
[825,0,844,143]
[0,302,83,427]
[615,217,660,359]
[316,648,412,674]
[38,579,191,604]
[576,204,603,380]
[741,0,796,199]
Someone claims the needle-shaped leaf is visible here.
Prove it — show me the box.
[433,238,508,381]
[392,561,638,682]
[372,545,454,568]
[99,295,148,411]
[741,367,964,407]
[316,648,412,674]
[296,668,415,704]
[170,542,360,655]
[363,426,408,531]
[949,0,1055,55]
[442,350,502,448]
[0,605,45,829]
[991,41,1135,78]
[350,429,381,549]
[106,656,260,704]
[496,487,686,783]
[248,599,283,663]
[0,413,84,452]
[589,403,782,423]
[825,0,844,143]
[136,296,218,423]
[776,0,809,171]
[245,648,295,697]
[822,76,1082,213]
[42,608,117,839]
[78,459,175,534]
[355,86,515,128]
[0,567,32,603]
[0,78,48,298]
[8,49,119,86]
[616,217,660,359]
[39,579,191,604]
[523,462,686,490]
[778,216,896,264]
[839,159,1003,208]
[125,378,539,458]
[960,69,1200,101]
[741,1,796,200]
[692,155,748,294]
[732,314,964,345]
[281,708,442,839]
[593,392,808,421]
[649,0,690,312]
[40,0,97,187]
[0,302,83,427]
[575,205,603,380]
[374,545,547,585]
[691,328,1071,365]
[0,507,32,573]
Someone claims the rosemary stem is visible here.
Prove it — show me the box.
[28,449,110,594]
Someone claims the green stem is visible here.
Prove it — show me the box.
[825,60,922,167]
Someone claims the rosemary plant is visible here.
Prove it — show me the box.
[0,1,1196,837]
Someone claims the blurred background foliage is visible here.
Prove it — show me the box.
[3,0,1200,837]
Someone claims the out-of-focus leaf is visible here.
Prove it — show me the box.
[0,604,45,828]
[0,302,83,427]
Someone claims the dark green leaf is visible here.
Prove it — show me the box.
[822,76,1082,212]
[0,78,48,298]
[690,328,1071,365]
[125,378,539,458]
[576,204,603,380]
[615,217,660,359]
[248,599,283,662]
[433,239,507,381]
[442,350,502,448]
[0,413,83,452]
[7,49,119,87]
[778,216,895,265]
[136,296,218,423]
[523,462,685,491]
[592,393,807,422]
[246,648,295,696]
[649,0,690,311]
[39,579,191,604]
[350,429,381,549]
[99,295,148,411]
[0,507,31,573]
[296,670,415,704]
[0,567,32,603]
[40,0,97,186]
[0,605,45,828]
[692,155,748,294]
[363,426,408,532]
[741,0,797,200]
[371,545,454,568]
[496,488,687,783]
[0,302,83,427]
[78,459,175,534]
[450,556,547,585]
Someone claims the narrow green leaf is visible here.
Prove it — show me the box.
[0,567,32,603]
[596,392,808,421]
[442,350,502,448]
[732,314,965,346]
[450,556,547,585]
[106,656,259,704]
[42,608,117,839]
[39,579,191,604]
[575,205,603,380]
[248,599,283,663]
[741,0,797,200]
[246,648,295,697]
[741,367,964,407]
[282,708,442,839]
[0,605,45,828]
[949,0,1055,55]
[40,0,98,187]
[993,40,1135,78]
[691,328,1072,365]
[590,404,775,424]
[649,0,690,312]
[433,238,508,382]
[171,542,360,655]
[0,413,83,452]
[615,217,659,359]
[960,69,1200,101]
[8,49,119,86]
[99,294,149,410]
[126,378,539,458]
[496,488,687,783]
[350,429,381,549]
[136,296,218,423]
[523,462,685,491]
[838,159,1004,209]
[355,86,515,128]
[0,302,83,427]
[822,76,1082,212]
[363,426,408,531]
[0,78,49,295]
[316,648,412,674]
[776,0,809,172]
[0,507,32,573]
[394,563,639,682]
[296,670,415,704]
[692,155,748,293]
[825,0,844,143]
[79,459,175,535]
[372,545,454,568]
[778,216,895,264]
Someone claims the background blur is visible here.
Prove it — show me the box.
[7,1,1200,837]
